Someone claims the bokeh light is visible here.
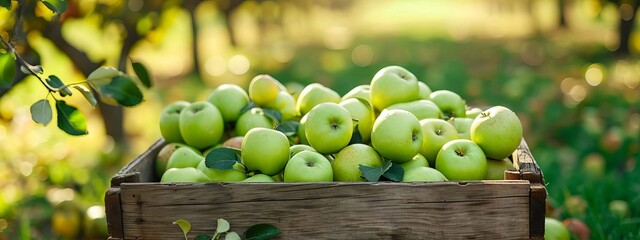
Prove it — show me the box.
[585,64,604,86]
[228,54,250,75]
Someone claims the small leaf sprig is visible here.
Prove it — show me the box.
[174,218,280,240]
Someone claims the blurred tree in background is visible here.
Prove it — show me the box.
[0,0,639,239]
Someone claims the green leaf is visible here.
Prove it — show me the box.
[0,52,15,88]
[98,76,143,106]
[205,147,240,170]
[0,0,11,10]
[30,99,52,126]
[216,218,230,233]
[173,219,191,240]
[194,235,212,240]
[275,121,299,135]
[359,161,392,182]
[349,123,362,145]
[41,0,67,14]
[262,108,282,124]
[131,60,152,88]
[239,102,258,115]
[225,232,241,240]
[55,100,87,135]
[72,85,97,107]
[382,162,404,182]
[46,75,73,97]
[244,223,281,240]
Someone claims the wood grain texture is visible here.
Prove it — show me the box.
[105,188,124,239]
[120,181,531,239]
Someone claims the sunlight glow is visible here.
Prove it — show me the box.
[585,64,604,86]
[560,78,578,94]
[351,44,374,67]
[87,205,106,220]
[228,55,250,75]
[569,85,587,102]
[205,56,227,76]
[46,188,76,205]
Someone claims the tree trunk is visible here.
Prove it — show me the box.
[183,1,202,76]
[616,3,639,55]
[558,0,567,28]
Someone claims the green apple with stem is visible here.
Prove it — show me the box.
[242,174,275,182]
[387,100,443,120]
[207,84,249,122]
[156,143,200,177]
[342,85,371,102]
[402,167,448,182]
[266,91,297,120]
[371,109,423,163]
[235,108,275,136]
[166,146,204,170]
[339,98,375,143]
[485,158,515,180]
[197,159,246,182]
[332,144,383,182]
[399,154,429,172]
[435,139,488,180]
[466,107,483,119]
[470,106,523,160]
[296,83,341,116]
[241,128,290,175]
[449,118,474,140]
[249,75,281,106]
[160,167,210,183]
[419,119,458,166]
[430,90,466,118]
[304,102,353,154]
[159,101,190,143]
[418,81,433,100]
[370,66,420,111]
[283,150,333,182]
[179,101,224,150]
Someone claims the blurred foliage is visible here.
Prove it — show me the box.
[0,0,639,239]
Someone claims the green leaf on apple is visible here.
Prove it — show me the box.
[98,75,144,106]
[244,223,281,240]
[130,59,152,88]
[205,147,241,170]
[275,120,299,134]
[359,161,392,182]
[349,123,363,144]
[262,108,282,124]
[382,162,404,182]
[55,100,88,135]
[239,102,258,114]
[30,99,52,126]
[46,75,73,97]
[194,235,212,240]
[173,219,191,240]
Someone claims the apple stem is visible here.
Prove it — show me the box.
[455,149,465,156]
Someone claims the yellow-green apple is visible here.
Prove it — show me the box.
[402,166,448,182]
[249,75,281,106]
[242,173,275,182]
[370,66,420,111]
[290,144,317,157]
[435,139,488,180]
[339,98,375,143]
[297,114,309,145]
[235,108,275,136]
[179,101,224,150]
[341,85,371,102]
[159,101,190,143]
[285,82,305,101]
[283,150,333,182]
[470,106,523,160]
[266,91,297,120]
[544,218,571,240]
[332,144,383,182]
[304,103,353,154]
[295,83,341,116]
[207,84,249,122]
[241,128,290,175]
[449,118,474,140]
[399,154,430,172]
[485,158,515,180]
[610,200,630,218]
[419,119,458,166]
[418,81,432,100]
[156,143,199,177]
[430,90,466,118]
[160,167,210,183]
[371,109,423,163]
[197,159,246,182]
[466,107,483,119]
[387,100,443,120]
[166,146,204,170]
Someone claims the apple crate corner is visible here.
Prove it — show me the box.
[104,138,547,240]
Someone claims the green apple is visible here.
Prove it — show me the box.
[295,83,341,116]
[418,81,432,100]
[544,218,570,240]
[266,91,297,120]
[485,158,515,180]
[159,101,190,143]
[241,128,290,175]
[435,139,487,180]
[197,159,246,182]
[166,146,204,170]
[371,109,423,163]
[470,106,523,160]
[430,90,466,118]
[402,167,448,182]
[419,119,458,166]
[399,154,429,172]
[271,173,284,182]
[449,118,474,140]
[339,98,375,143]
[297,114,309,145]
[304,102,353,154]
[285,82,305,101]
[370,66,420,111]
[235,108,275,136]
[332,144,383,182]
[283,150,333,182]
[160,167,210,183]
[342,85,371,102]
[290,144,317,157]
[466,107,483,119]
[242,173,275,182]
[249,74,281,106]
[610,200,630,218]
[207,84,249,122]
[179,101,224,150]
[386,100,443,120]
[156,143,199,177]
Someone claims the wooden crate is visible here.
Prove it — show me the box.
[105,139,546,240]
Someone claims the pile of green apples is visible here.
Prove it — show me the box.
[155,65,523,183]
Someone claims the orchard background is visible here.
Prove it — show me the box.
[0,0,639,239]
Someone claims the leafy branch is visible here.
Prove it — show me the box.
[174,218,280,240]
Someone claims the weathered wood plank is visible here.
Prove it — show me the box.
[111,139,165,186]
[105,188,124,239]
[120,181,531,239]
